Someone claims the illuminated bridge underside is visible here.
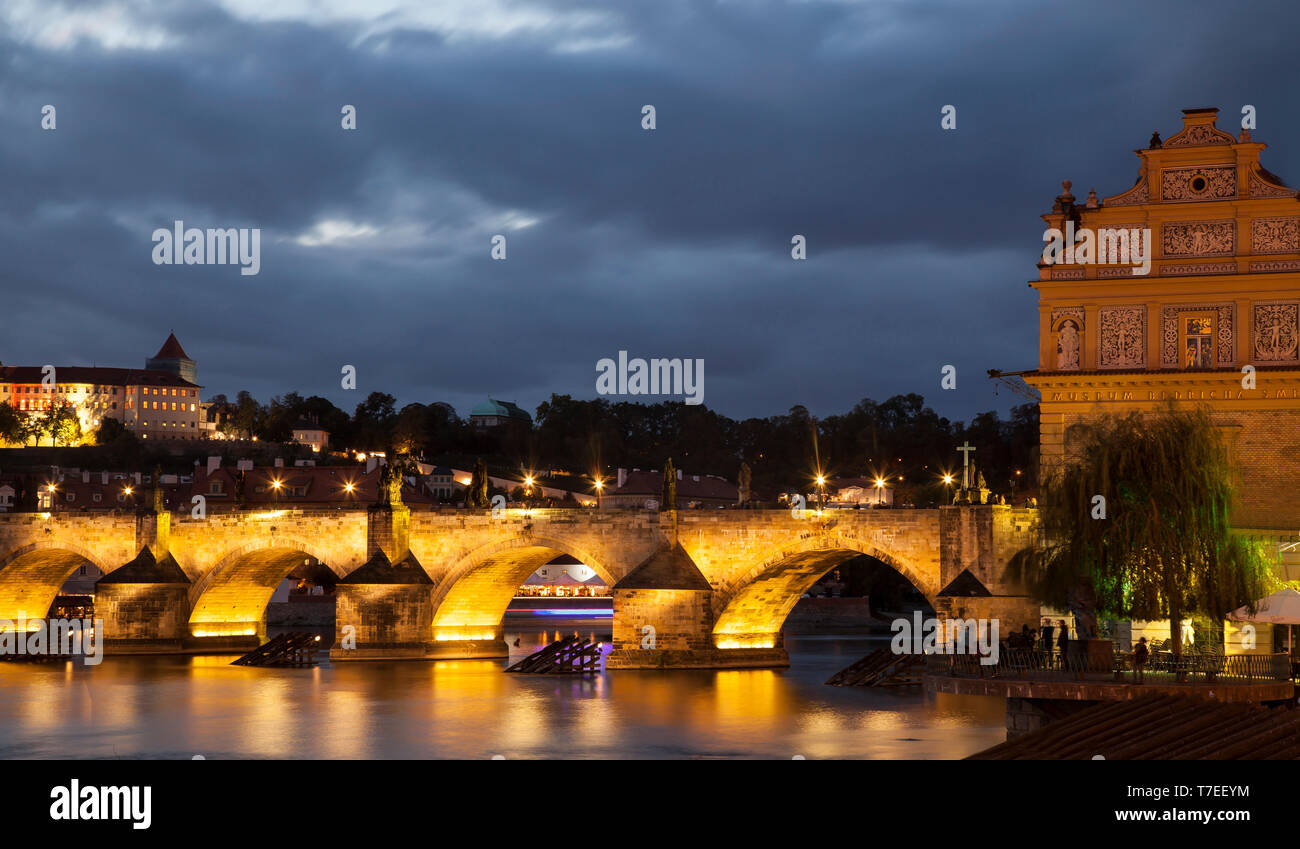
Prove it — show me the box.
[711,549,881,647]
[0,548,99,623]
[430,545,612,641]
[188,548,330,638]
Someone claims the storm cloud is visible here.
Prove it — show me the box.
[2,0,1297,422]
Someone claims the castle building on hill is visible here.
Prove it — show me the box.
[0,333,204,442]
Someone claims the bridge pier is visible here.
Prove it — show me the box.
[331,504,456,660]
[605,542,790,669]
[96,511,195,653]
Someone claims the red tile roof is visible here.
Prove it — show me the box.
[152,332,190,360]
[191,465,433,506]
[969,695,1300,760]
[614,469,737,501]
[0,366,198,388]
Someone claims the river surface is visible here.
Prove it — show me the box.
[0,631,1006,759]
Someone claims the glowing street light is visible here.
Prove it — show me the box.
[592,476,605,509]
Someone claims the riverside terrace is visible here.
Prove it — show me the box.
[0,502,1039,668]
[926,648,1296,737]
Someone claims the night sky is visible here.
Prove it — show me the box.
[3,0,1298,423]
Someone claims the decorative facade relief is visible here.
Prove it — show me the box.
[1250,217,1300,254]
[1160,167,1236,202]
[1051,268,1084,279]
[1250,171,1296,198]
[1162,261,1237,276]
[1163,124,1235,147]
[1250,260,1300,272]
[1160,304,1234,366]
[1106,179,1149,206]
[1161,220,1234,256]
[1253,303,1300,362]
[1051,308,1084,371]
[1098,307,1145,368]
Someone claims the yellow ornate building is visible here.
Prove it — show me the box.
[1024,108,1300,576]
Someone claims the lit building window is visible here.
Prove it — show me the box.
[1182,314,1215,368]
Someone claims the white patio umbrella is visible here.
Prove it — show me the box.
[1229,588,1300,623]
[1229,588,1300,655]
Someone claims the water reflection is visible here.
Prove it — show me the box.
[0,635,1005,759]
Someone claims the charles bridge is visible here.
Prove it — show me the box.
[0,503,1037,668]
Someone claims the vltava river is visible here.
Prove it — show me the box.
[0,633,1005,759]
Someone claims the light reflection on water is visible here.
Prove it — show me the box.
[0,633,1006,759]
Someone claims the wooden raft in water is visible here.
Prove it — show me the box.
[505,636,603,675]
[826,647,924,687]
[231,632,322,667]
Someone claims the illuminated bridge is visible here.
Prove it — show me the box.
[0,504,1037,668]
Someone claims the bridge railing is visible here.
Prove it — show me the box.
[925,648,1292,685]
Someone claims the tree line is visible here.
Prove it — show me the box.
[0,389,1038,504]
[206,390,1039,504]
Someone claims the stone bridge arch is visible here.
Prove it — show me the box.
[708,531,937,649]
[428,534,620,642]
[0,543,115,622]
[187,539,340,639]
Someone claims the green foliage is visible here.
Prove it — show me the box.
[1011,405,1272,654]
[41,402,82,447]
[19,412,46,446]
[0,402,23,446]
[187,388,1033,506]
[94,416,128,445]
[353,392,397,451]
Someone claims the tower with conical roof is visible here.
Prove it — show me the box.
[145,332,197,384]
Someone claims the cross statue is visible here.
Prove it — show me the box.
[957,441,976,489]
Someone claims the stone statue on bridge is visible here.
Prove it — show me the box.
[661,459,677,511]
[376,455,410,508]
[737,461,751,508]
[465,458,489,508]
[151,464,164,514]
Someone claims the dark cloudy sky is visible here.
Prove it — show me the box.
[3,0,1298,424]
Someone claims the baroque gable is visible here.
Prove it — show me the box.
[1162,122,1236,148]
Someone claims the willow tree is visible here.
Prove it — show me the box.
[1011,404,1271,658]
